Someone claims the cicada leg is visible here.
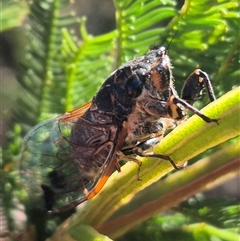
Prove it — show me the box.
[171,95,219,124]
[118,151,143,180]
[132,144,181,170]
[122,137,181,174]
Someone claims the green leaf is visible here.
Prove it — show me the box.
[183,223,239,241]
[114,0,176,63]
[13,0,79,130]
[1,1,28,31]
[60,24,116,110]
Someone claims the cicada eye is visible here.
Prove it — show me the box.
[125,74,143,98]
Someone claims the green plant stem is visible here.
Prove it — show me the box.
[49,224,113,241]
[96,143,240,238]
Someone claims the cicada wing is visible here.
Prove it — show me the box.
[59,101,92,121]
[20,108,118,213]
[20,117,75,212]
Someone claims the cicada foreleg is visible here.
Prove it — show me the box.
[177,69,219,123]
[171,96,219,124]
[181,69,216,104]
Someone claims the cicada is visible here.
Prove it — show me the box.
[20,46,217,214]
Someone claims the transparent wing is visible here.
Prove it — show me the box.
[20,102,117,213]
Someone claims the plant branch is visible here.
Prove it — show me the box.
[97,144,240,238]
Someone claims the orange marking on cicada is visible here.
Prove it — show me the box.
[59,101,92,121]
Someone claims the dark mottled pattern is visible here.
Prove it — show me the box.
[20,46,216,213]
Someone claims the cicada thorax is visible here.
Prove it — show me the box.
[120,46,182,149]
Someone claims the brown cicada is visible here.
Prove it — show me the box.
[20,46,217,214]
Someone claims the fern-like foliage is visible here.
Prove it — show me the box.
[14,0,78,129]
[60,21,116,110]
[113,0,176,64]
[1,0,239,240]
[1,1,28,31]
[166,0,240,95]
